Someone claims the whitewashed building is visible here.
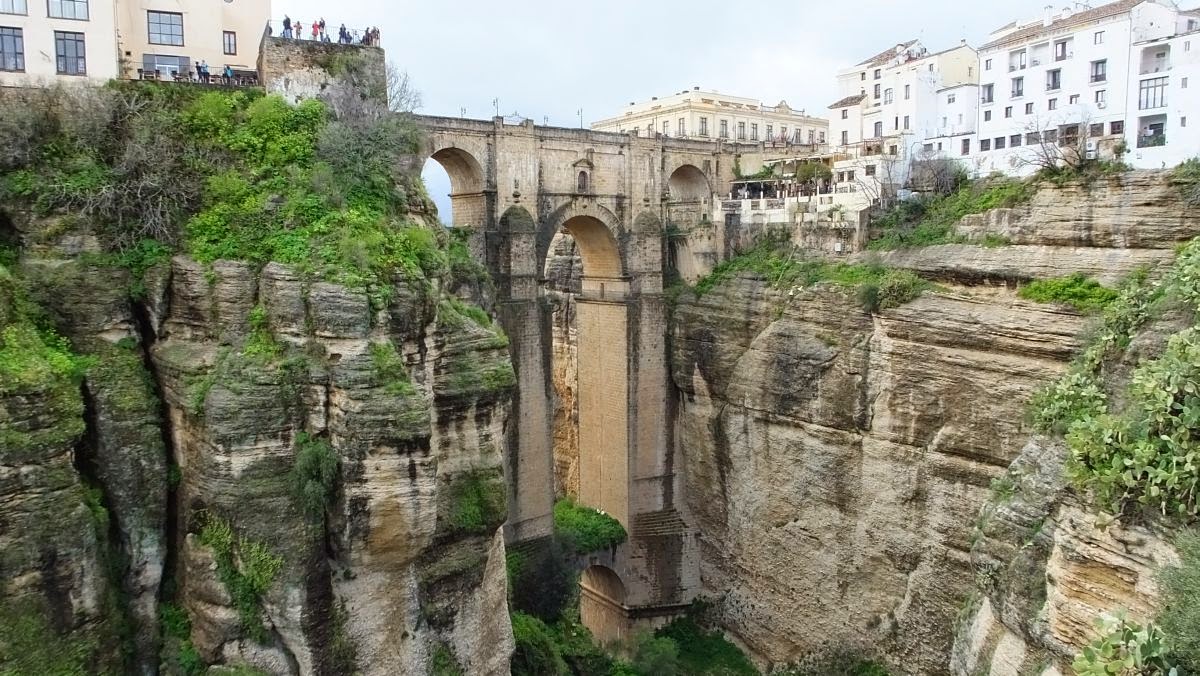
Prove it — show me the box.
[0,0,121,85]
[972,0,1200,175]
[827,40,979,209]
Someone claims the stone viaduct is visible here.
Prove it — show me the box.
[416,114,763,641]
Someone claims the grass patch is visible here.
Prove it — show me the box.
[289,432,339,520]
[553,497,627,554]
[1158,531,1200,672]
[655,615,757,676]
[447,469,507,535]
[369,339,416,396]
[0,598,98,676]
[1018,273,1119,313]
[431,642,465,676]
[868,178,1035,250]
[197,514,284,643]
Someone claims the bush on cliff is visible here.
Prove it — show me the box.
[553,497,627,554]
[1018,273,1119,313]
[1158,531,1200,671]
[867,177,1035,250]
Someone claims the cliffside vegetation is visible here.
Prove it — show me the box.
[1018,273,1120,313]
[867,176,1035,249]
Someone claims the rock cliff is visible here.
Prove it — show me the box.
[670,171,1200,674]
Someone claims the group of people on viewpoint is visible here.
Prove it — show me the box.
[276,16,381,46]
[191,60,236,84]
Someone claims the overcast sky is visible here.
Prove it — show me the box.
[275,0,1088,220]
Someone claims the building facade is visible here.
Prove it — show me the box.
[0,0,121,85]
[591,87,829,149]
[116,0,268,79]
[827,40,979,209]
[972,0,1199,174]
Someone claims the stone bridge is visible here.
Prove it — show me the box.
[416,114,756,640]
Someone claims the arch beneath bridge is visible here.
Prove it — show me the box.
[426,145,487,228]
[580,565,629,645]
[667,163,711,202]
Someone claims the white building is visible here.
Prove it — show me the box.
[972,0,1199,175]
[0,0,121,85]
[116,0,269,80]
[592,87,829,148]
[827,40,979,208]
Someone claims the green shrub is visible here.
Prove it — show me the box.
[1174,157,1200,208]
[430,642,464,676]
[632,633,680,676]
[655,615,757,676]
[290,432,339,519]
[508,538,576,622]
[553,497,627,554]
[439,297,493,328]
[868,178,1035,250]
[1159,531,1200,671]
[242,305,280,360]
[369,340,416,396]
[198,514,283,642]
[0,598,96,676]
[1071,612,1175,675]
[511,611,569,676]
[448,469,507,534]
[1019,273,1119,313]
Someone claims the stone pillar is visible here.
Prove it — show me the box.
[576,296,632,528]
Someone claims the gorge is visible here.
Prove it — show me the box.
[3,38,1200,676]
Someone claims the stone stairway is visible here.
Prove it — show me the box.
[631,509,691,538]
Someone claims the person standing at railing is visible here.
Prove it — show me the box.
[311,21,319,40]
[282,15,292,38]
[318,18,326,40]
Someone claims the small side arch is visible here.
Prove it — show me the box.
[580,565,629,645]
[667,163,711,202]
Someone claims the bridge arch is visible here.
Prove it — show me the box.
[667,163,711,202]
[580,565,629,645]
[426,145,486,228]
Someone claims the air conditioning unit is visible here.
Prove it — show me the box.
[1032,58,1041,66]
[1097,101,1107,109]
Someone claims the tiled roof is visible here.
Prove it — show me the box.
[856,40,920,67]
[827,93,866,109]
[980,0,1140,50]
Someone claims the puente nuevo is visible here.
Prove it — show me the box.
[416,113,760,642]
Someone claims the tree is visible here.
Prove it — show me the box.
[795,162,832,194]
[1018,114,1090,174]
[386,63,422,114]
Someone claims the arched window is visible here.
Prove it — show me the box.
[577,170,589,192]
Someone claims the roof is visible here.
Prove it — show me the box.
[856,40,919,67]
[980,0,1140,50]
[828,93,866,109]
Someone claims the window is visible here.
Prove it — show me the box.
[941,116,947,127]
[1183,116,1188,128]
[982,84,994,103]
[1025,102,1034,114]
[699,117,708,136]
[1011,77,1024,97]
[905,84,911,100]
[1047,69,1061,91]
[948,93,956,104]
[995,136,1006,149]
[818,131,825,144]
[1090,123,1104,137]
[54,30,84,74]
[47,0,86,19]
[1048,98,1058,110]
[737,121,745,140]
[663,121,669,136]
[1026,132,1041,145]
[1005,106,1013,118]
[1,0,27,14]
[1014,49,1027,69]
[0,26,22,71]
[873,121,882,137]
[840,130,848,145]
[903,115,910,130]
[577,171,589,192]
[1187,40,1192,52]
[841,108,848,119]
[984,110,992,121]
[750,123,758,141]
[1045,129,1058,143]
[961,138,970,155]
[1095,89,1106,105]
[1069,94,1079,104]
[1139,76,1168,109]
[884,88,893,104]
[924,143,934,153]
[719,119,728,138]
[1054,40,1068,61]
[1184,77,1189,89]
[861,72,866,81]
[646,124,652,136]
[1010,134,1022,147]
[147,11,183,46]
[874,68,881,79]
[874,83,881,99]
[766,124,773,139]
[865,164,876,176]
[223,31,236,55]
[847,170,855,181]
[980,138,991,151]
[1094,31,1104,45]
[1090,59,1107,83]
[894,116,899,130]
[985,58,992,71]
[781,125,788,140]
[678,118,686,136]
[1110,120,1124,135]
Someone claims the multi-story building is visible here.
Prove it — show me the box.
[0,0,121,85]
[1124,3,1200,167]
[116,0,268,79]
[591,87,829,148]
[827,39,978,208]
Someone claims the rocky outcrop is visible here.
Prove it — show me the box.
[672,276,1088,674]
[545,233,581,497]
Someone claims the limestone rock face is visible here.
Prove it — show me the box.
[148,255,515,675]
[545,233,581,497]
[672,276,1087,675]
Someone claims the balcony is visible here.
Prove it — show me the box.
[1090,75,1107,84]
[1137,133,1166,148]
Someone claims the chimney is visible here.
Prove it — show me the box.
[1043,5,1054,26]
[651,96,657,100]
[1061,5,1073,19]
[693,86,700,90]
